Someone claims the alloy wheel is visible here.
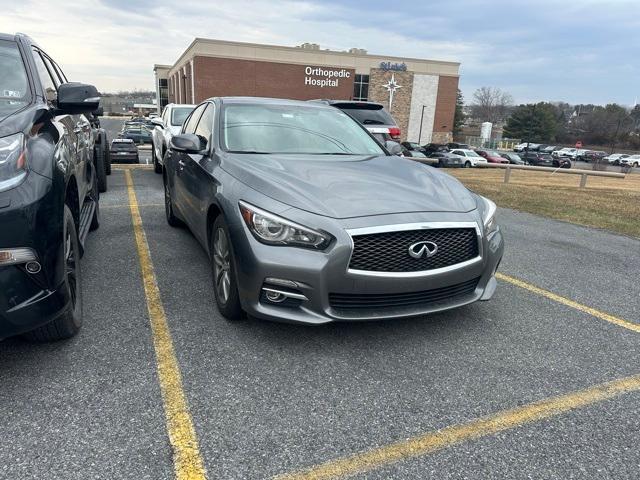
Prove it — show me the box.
[213,228,231,304]
[65,230,78,309]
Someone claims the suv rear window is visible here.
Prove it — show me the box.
[0,40,31,121]
[333,103,396,126]
[171,107,194,126]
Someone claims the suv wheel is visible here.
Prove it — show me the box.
[24,205,83,341]
[164,174,183,227]
[94,146,108,192]
[152,143,162,174]
[464,161,471,168]
[211,216,242,320]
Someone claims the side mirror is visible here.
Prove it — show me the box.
[385,140,403,156]
[151,117,164,127]
[57,82,100,114]
[170,133,206,153]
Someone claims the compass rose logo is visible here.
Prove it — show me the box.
[383,73,402,110]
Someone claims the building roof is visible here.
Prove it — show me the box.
[166,37,460,78]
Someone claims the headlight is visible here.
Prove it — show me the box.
[481,196,497,235]
[239,201,332,250]
[0,133,27,192]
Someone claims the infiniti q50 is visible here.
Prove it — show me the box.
[163,97,503,324]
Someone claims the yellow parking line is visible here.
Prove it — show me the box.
[114,164,153,169]
[496,272,640,334]
[101,203,164,209]
[125,170,207,480]
[274,373,640,480]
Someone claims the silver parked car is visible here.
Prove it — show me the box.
[163,97,504,324]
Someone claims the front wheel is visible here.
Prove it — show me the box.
[634,162,639,168]
[164,174,183,227]
[211,216,242,321]
[24,205,83,341]
[152,143,162,174]
[464,161,471,168]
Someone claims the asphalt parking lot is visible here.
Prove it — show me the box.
[0,166,639,479]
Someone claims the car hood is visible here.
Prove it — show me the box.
[221,153,477,219]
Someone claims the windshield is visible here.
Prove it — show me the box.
[171,107,194,126]
[467,151,481,158]
[221,103,386,155]
[335,104,396,126]
[0,40,31,122]
[486,151,500,157]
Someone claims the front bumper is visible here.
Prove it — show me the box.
[0,267,69,338]
[0,172,67,338]
[229,212,504,324]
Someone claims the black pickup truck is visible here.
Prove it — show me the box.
[0,33,102,341]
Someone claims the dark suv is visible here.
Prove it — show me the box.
[0,33,101,341]
[310,100,400,142]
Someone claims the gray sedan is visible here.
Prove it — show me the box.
[163,97,504,324]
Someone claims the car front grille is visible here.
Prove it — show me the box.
[349,227,479,273]
[329,277,480,311]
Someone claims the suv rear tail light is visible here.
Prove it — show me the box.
[389,127,401,140]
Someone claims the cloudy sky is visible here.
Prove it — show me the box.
[1,0,638,105]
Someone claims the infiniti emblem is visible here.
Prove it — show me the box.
[408,240,438,259]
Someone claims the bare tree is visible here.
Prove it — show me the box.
[471,87,514,123]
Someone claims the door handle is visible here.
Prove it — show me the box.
[178,160,186,170]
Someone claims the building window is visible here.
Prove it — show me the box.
[353,74,369,101]
[158,78,168,109]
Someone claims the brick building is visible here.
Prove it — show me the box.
[154,38,460,143]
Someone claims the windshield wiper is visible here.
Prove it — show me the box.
[307,152,357,155]
[227,150,270,154]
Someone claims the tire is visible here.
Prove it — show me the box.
[95,146,107,193]
[464,161,471,168]
[164,174,183,227]
[104,141,111,175]
[152,143,162,174]
[24,205,83,341]
[634,162,639,168]
[135,154,140,164]
[210,216,242,320]
[90,174,100,232]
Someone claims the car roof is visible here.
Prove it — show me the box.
[308,99,385,108]
[217,96,336,109]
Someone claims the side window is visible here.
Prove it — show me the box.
[194,104,214,146]
[49,58,68,83]
[31,49,58,102]
[452,150,463,156]
[183,104,206,134]
[41,54,62,87]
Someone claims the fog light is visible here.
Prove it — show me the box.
[25,261,41,274]
[0,248,37,267]
[265,290,286,303]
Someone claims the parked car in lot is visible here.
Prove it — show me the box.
[521,152,571,168]
[581,150,607,162]
[312,100,401,143]
[553,147,577,158]
[110,138,139,163]
[475,149,509,164]
[447,142,470,150]
[500,152,527,165]
[450,149,488,167]
[604,153,629,165]
[0,33,101,341]
[429,152,465,168]
[163,97,503,323]
[151,103,196,173]
[514,142,541,152]
[119,124,152,144]
[620,154,640,167]
[541,145,557,154]
[401,141,426,154]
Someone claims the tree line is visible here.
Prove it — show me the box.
[457,86,640,150]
